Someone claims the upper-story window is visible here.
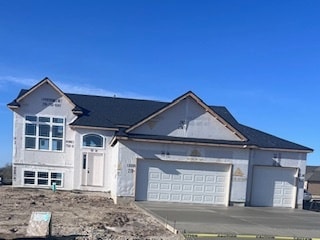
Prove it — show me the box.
[25,115,64,151]
[82,134,104,148]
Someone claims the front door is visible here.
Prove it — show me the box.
[81,152,104,186]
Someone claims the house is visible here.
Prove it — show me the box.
[7,78,313,208]
[305,166,320,196]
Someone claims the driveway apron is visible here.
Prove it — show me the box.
[135,201,320,239]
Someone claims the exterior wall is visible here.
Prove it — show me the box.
[307,182,320,195]
[115,140,249,205]
[10,83,117,193]
[131,97,242,141]
[111,142,120,201]
[247,149,307,207]
[12,164,74,189]
[12,84,77,189]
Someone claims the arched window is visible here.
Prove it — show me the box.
[82,134,103,148]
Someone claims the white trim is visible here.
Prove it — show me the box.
[14,162,74,168]
[22,169,64,188]
[70,125,118,131]
[256,147,312,153]
[81,133,105,149]
[24,114,65,152]
[117,136,249,149]
[115,136,311,153]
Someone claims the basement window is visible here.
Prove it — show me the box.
[23,170,63,187]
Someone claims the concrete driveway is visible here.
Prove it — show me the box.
[135,201,320,239]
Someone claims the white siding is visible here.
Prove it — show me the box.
[12,84,76,189]
[116,140,249,204]
[131,97,242,141]
[11,83,117,193]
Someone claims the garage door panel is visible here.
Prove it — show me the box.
[206,176,215,183]
[162,173,171,180]
[195,175,205,182]
[136,159,231,205]
[182,194,192,201]
[183,184,192,191]
[172,175,182,181]
[216,186,225,193]
[183,174,193,181]
[215,196,226,204]
[149,183,159,190]
[205,185,214,193]
[149,193,158,200]
[194,185,204,192]
[204,196,214,202]
[172,184,181,191]
[160,183,170,190]
[251,166,297,208]
[150,172,160,180]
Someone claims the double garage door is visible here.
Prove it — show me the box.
[251,166,297,208]
[135,159,231,205]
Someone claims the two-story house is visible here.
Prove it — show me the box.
[7,78,312,208]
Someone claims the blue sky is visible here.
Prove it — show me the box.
[0,1,319,167]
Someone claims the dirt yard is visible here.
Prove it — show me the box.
[0,187,179,240]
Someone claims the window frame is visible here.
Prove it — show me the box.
[24,115,65,152]
[23,170,64,187]
[82,133,104,149]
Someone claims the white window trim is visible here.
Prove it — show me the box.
[24,115,65,152]
[23,170,64,188]
[81,133,105,149]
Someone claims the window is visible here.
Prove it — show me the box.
[82,134,103,148]
[82,154,87,169]
[23,170,63,187]
[24,171,35,184]
[51,172,62,186]
[37,172,48,185]
[25,115,64,151]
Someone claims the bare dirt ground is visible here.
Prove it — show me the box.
[0,187,179,240]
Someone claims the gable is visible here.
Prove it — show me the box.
[8,78,312,152]
[130,96,244,141]
[10,79,76,119]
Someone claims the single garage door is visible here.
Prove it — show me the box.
[251,166,297,208]
[135,159,231,205]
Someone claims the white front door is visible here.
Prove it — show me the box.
[135,159,231,205]
[81,152,104,186]
[251,166,297,208]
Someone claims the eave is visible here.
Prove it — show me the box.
[257,147,313,154]
[111,135,312,153]
[113,135,250,149]
[69,125,118,131]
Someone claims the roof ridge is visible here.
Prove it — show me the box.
[66,92,168,104]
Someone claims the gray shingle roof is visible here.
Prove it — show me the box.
[9,88,312,152]
[66,93,168,128]
[66,93,310,151]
